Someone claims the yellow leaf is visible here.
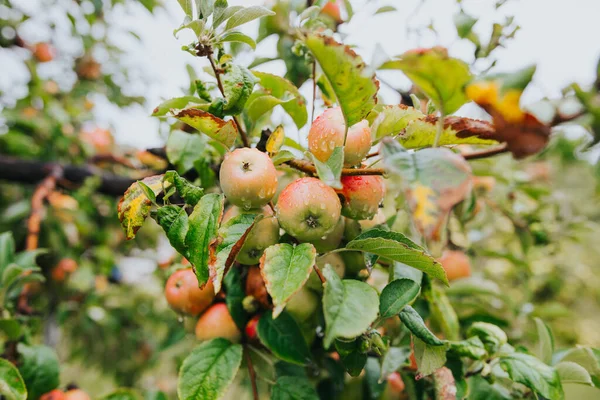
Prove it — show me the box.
[266,125,285,154]
[117,175,167,240]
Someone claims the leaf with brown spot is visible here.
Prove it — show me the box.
[304,33,379,127]
[117,175,166,240]
[172,108,238,148]
[208,213,261,293]
[382,140,472,241]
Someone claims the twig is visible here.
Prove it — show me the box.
[462,144,509,160]
[311,61,317,123]
[551,109,586,126]
[244,348,259,400]
[313,264,326,284]
[206,51,250,147]
[285,159,385,176]
[89,153,136,168]
[366,151,380,159]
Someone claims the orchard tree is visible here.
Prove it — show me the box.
[2,0,600,399]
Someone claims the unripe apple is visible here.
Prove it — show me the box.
[337,175,385,220]
[245,266,270,308]
[40,390,65,400]
[308,107,371,167]
[64,389,91,400]
[273,168,301,204]
[219,148,277,210]
[309,216,344,253]
[195,303,242,343]
[306,253,345,290]
[286,287,319,323]
[222,205,280,265]
[276,177,341,241]
[340,251,366,275]
[164,268,215,315]
[245,315,260,340]
[33,43,55,62]
[437,250,471,281]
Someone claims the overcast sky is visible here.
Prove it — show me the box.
[4,0,600,149]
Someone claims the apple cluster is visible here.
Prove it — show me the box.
[163,107,387,342]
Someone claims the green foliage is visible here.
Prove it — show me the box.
[0,358,27,400]
[257,311,312,366]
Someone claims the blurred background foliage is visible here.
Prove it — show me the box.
[0,0,599,397]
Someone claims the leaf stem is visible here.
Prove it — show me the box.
[433,111,444,148]
[462,144,509,160]
[313,264,326,284]
[206,51,250,147]
[244,348,259,400]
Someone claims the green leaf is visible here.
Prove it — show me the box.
[154,206,189,257]
[454,11,477,38]
[447,337,487,360]
[467,322,507,355]
[13,249,46,269]
[427,285,460,341]
[375,5,397,14]
[555,361,593,386]
[388,47,471,114]
[345,229,448,285]
[322,264,379,348]
[164,170,204,206]
[210,213,258,293]
[260,243,316,317]
[0,319,22,340]
[198,0,214,19]
[246,94,295,122]
[137,181,157,203]
[222,64,255,115]
[304,33,379,127]
[117,175,166,240]
[0,231,16,277]
[166,130,208,174]
[390,261,423,283]
[467,375,511,400]
[534,317,555,365]
[271,376,319,400]
[413,337,447,377]
[153,96,207,116]
[178,338,243,400]
[335,339,368,377]
[0,358,26,400]
[563,384,600,399]
[100,389,143,400]
[365,357,386,400]
[558,347,600,376]
[381,142,472,241]
[499,352,564,400]
[172,108,238,148]
[368,105,425,141]
[225,6,275,30]
[219,31,256,49]
[252,72,308,129]
[223,268,247,331]
[308,146,344,189]
[258,310,311,366]
[17,344,60,399]
[399,306,444,346]
[213,5,243,28]
[380,347,411,382]
[379,278,420,319]
[271,150,295,166]
[177,0,194,17]
[185,193,224,286]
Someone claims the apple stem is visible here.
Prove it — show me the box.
[462,144,509,160]
[206,51,250,148]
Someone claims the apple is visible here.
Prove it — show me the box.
[164,268,215,315]
[195,303,241,343]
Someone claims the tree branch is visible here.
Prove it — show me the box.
[462,144,509,160]
[285,159,386,176]
[0,155,137,196]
